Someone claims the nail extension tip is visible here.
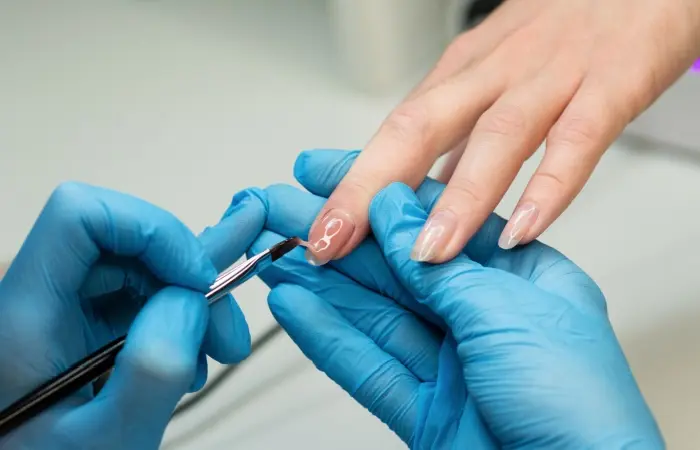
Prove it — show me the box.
[410,249,428,262]
[304,249,327,266]
[497,236,518,250]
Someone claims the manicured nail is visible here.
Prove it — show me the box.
[498,203,539,250]
[304,209,355,266]
[411,210,457,262]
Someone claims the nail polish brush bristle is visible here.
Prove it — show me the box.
[269,237,301,261]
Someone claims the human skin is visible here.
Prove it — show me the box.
[303,0,700,266]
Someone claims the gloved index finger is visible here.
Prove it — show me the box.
[1,183,216,305]
[198,188,267,272]
[195,188,268,363]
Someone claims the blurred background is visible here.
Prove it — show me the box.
[1,1,700,448]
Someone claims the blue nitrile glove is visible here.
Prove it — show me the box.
[248,149,664,449]
[0,183,265,449]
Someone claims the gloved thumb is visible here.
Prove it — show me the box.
[369,183,517,337]
[62,286,208,449]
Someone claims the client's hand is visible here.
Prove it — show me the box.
[249,150,663,449]
[0,183,265,449]
[306,0,700,264]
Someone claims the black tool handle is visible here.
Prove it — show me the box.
[0,335,125,436]
[0,237,299,436]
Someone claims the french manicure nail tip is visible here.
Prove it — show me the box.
[411,211,457,262]
[304,249,323,266]
[498,204,539,250]
[303,210,355,266]
[412,224,444,261]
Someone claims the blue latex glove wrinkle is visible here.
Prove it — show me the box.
[247,149,664,450]
[0,183,266,449]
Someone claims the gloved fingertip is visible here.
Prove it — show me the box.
[221,187,268,221]
[188,351,208,393]
[293,149,361,192]
[293,150,314,183]
[142,222,219,293]
[293,149,350,179]
[200,188,268,272]
[339,149,361,165]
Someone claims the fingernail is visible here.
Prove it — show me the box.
[304,209,355,266]
[411,210,457,262]
[498,203,539,250]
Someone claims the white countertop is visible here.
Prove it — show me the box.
[2,1,700,448]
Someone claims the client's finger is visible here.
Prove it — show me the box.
[296,152,602,308]
[502,75,629,249]
[304,62,507,266]
[293,149,506,265]
[422,60,581,260]
[268,283,420,443]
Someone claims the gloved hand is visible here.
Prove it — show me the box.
[249,149,664,449]
[0,183,265,449]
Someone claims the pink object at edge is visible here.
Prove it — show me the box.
[692,59,700,72]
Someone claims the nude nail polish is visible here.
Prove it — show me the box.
[411,210,457,262]
[498,203,539,250]
[304,209,355,266]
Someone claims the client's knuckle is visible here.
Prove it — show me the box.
[477,103,528,138]
[339,174,375,201]
[626,69,661,118]
[529,171,567,192]
[549,115,604,150]
[446,177,486,207]
[383,101,432,149]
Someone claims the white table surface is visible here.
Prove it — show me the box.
[2,1,700,449]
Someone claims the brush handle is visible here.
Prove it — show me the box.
[0,255,259,436]
[0,336,124,436]
[0,237,298,437]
